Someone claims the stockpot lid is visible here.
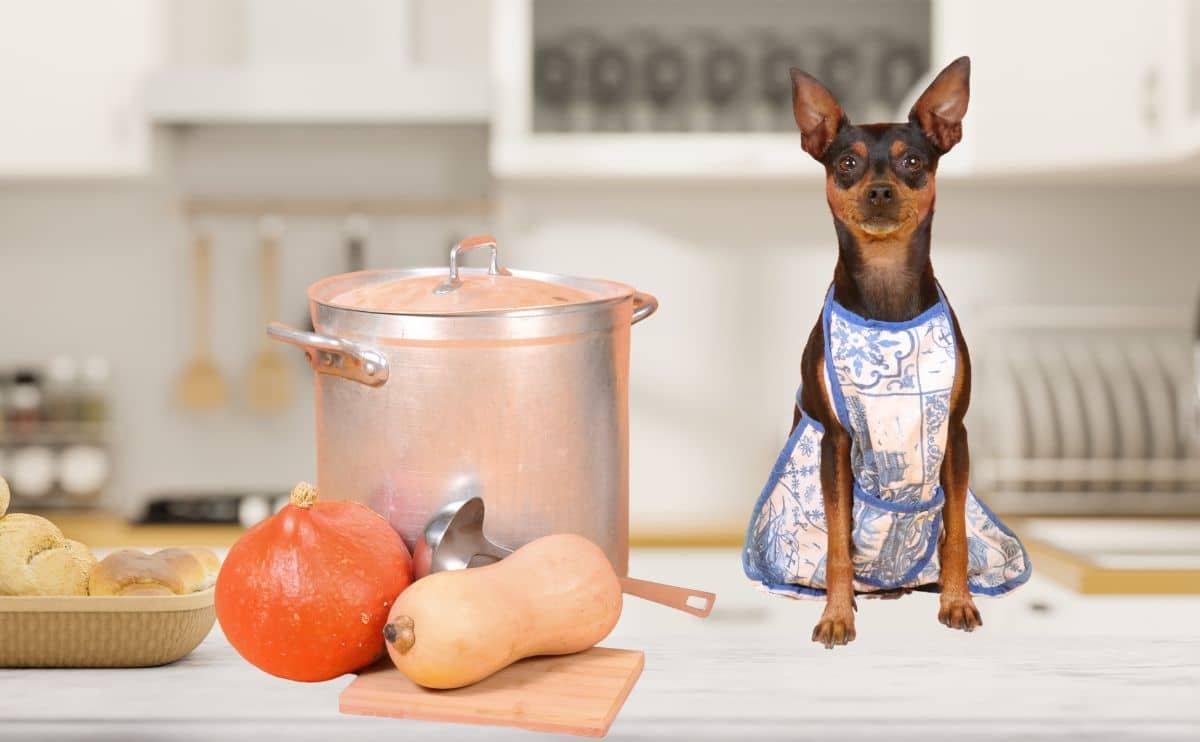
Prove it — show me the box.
[310,235,633,316]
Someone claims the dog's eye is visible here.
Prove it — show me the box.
[837,155,857,173]
[902,154,923,171]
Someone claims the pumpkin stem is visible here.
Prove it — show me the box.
[290,482,318,510]
[384,616,415,654]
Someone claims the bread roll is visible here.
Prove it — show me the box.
[155,548,219,592]
[89,547,221,596]
[28,538,97,596]
[0,499,97,596]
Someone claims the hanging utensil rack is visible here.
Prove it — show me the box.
[181,196,494,219]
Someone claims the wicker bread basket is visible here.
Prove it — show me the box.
[0,588,215,667]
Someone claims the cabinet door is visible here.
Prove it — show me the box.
[937,0,1170,172]
[0,0,162,176]
[1183,0,1200,142]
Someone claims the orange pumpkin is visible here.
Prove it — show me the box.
[215,482,412,682]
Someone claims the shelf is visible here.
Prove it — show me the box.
[488,135,1200,183]
[181,196,495,218]
[493,133,805,180]
[145,64,490,126]
[491,131,975,181]
[0,421,108,447]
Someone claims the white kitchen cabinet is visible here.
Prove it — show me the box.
[1180,0,1200,150]
[490,0,938,181]
[145,0,490,126]
[491,0,1200,180]
[0,0,163,177]
[934,0,1185,174]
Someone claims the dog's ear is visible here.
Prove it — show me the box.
[790,68,845,161]
[910,56,970,153]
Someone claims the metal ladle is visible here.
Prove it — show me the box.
[412,497,715,618]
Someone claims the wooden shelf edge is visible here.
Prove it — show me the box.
[1025,538,1200,595]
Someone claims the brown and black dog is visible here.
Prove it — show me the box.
[791,57,978,648]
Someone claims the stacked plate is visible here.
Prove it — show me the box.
[975,307,1198,509]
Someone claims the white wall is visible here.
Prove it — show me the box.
[2,137,1197,529]
[495,180,1200,530]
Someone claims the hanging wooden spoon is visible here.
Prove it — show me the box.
[246,216,293,414]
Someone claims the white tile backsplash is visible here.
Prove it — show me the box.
[495,180,1200,529]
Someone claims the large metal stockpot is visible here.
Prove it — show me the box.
[268,235,657,576]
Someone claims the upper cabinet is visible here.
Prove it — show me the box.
[491,0,938,180]
[490,0,1200,181]
[939,0,1182,175]
[1,0,1195,180]
[0,0,163,177]
[0,0,491,178]
[1182,0,1200,151]
[145,0,490,126]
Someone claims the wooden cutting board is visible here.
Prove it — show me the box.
[339,647,644,738]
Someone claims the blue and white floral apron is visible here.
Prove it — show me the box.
[743,286,1031,599]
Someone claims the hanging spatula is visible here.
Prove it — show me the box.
[175,231,228,411]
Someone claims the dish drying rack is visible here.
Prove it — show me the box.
[973,305,1200,515]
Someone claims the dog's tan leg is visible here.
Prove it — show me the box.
[938,310,981,631]
[938,420,981,630]
[813,427,857,648]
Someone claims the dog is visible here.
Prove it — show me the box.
[742,56,1031,648]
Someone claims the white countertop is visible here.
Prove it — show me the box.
[2,548,1198,741]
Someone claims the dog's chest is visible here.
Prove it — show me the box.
[823,299,957,502]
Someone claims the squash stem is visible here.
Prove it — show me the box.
[384,616,416,654]
[290,482,318,509]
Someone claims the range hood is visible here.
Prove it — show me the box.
[145,64,489,125]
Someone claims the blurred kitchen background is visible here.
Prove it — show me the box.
[2,0,1200,549]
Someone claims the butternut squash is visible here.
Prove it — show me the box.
[382,533,622,689]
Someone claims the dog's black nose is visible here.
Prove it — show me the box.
[866,183,894,206]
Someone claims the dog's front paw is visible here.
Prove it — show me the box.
[811,606,856,649]
[938,593,982,632]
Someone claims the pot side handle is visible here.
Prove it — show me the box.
[632,292,659,325]
[266,322,389,387]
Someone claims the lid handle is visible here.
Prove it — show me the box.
[435,235,511,294]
